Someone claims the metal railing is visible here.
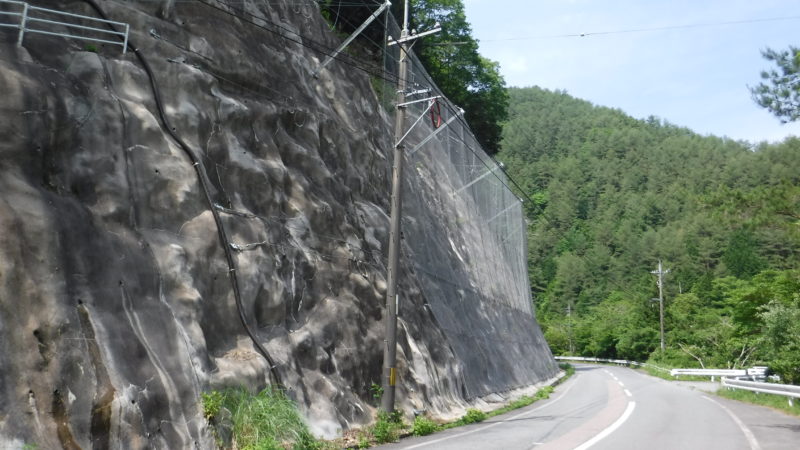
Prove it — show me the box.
[0,0,128,53]
[670,368,747,378]
[670,366,768,382]
[553,355,669,373]
[722,377,800,407]
[556,356,798,407]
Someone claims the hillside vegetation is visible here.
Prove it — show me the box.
[498,87,800,382]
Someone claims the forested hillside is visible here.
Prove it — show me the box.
[498,87,800,382]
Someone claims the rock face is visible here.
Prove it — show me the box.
[0,0,556,447]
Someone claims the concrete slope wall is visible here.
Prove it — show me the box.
[0,0,556,447]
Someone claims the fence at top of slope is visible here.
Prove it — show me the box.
[0,0,128,52]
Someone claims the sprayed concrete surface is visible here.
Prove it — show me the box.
[0,1,557,447]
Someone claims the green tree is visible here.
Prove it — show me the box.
[759,300,800,383]
[410,0,508,153]
[751,46,800,123]
[722,229,764,279]
[498,86,800,369]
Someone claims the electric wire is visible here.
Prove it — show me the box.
[386,8,650,307]
[482,15,800,41]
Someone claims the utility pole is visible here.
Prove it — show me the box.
[566,303,574,355]
[380,0,411,414]
[650,260,670,353]
[380,0,441,414]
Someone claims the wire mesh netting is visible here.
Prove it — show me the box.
[380,13,558,397]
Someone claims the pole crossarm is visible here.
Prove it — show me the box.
[407,107,463,156]
[312,0,391,77]
[394,99,436,148]
[388,25,442,45]
[396,95,441,108]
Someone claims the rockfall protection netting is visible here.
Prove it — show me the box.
[378,13,557,397]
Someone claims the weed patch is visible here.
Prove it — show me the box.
[716,388,800,417]
[411,415,439,436]
[202,387,321,449]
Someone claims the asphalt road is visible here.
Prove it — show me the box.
[376,364,800,449]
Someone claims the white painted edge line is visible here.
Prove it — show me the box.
[624,389,632,397]
[573,401,636,450]
[401,378,579,449]
[702,396,761,450]
[617,381,625,388]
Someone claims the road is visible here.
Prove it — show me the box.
[376,364,800,449]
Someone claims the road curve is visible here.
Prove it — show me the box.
[375,364,800,449]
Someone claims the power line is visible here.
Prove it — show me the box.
[475,15,800,42]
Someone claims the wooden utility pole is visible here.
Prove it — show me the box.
[651,260,670,352]
[380,0,411,414]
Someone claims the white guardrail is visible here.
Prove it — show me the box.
[722,377,800,407]
[0,0,128,53]
[556,356,798,406]
[670,366,768,382]
[553,355,669,372]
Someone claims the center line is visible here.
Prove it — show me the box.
[574,401,636,450]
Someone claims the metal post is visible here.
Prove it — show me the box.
[17,2,28,47]
[381,0,410,414]
[122,23,129,54]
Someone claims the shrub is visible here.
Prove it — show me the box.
[372,411,404,443]
[534,386,554,401]
[458,408,487,425]
[369,382,383,405]
[201,391,224,420]
[559,362,576,377]
[411,415,439,436]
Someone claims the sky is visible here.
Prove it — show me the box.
[462,0,800,143]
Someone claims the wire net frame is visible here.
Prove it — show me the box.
[378,13,557,397]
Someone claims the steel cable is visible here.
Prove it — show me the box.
[82,0,283,387]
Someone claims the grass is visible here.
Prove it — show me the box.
[716,388,800,417]
[560,362,576,378]
[371,410,405,444]
[203,387,324,449]
[411,415,439,436]
[342,364,579,448]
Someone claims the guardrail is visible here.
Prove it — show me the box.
[0,0,128,53]
[722,377,800,407]
[553,355,669,372]
[670,366,768,382]
[671,368,746,378]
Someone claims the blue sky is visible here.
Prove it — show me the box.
[462,0,800,143]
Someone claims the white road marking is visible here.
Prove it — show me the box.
[624,389,632,397]
[573,401,636,450]
[702,396,761,450]
[401,379,579,449]
[617,381,625,388]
